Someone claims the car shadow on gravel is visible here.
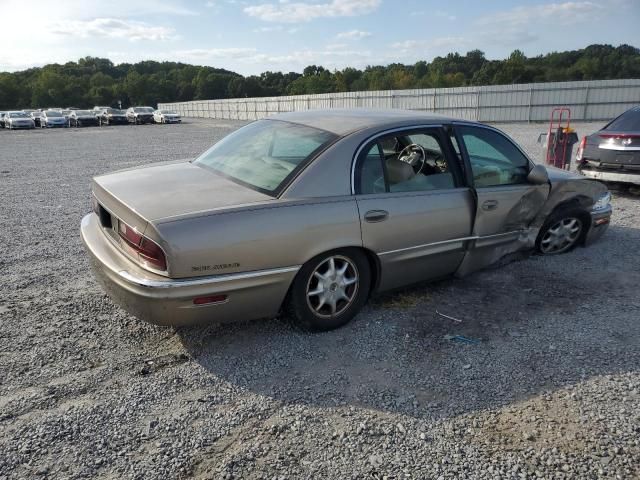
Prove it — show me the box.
[176,224,640,421]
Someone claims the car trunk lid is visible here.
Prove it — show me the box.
[92,160,273,223]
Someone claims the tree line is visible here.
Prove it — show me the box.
[0,44,637,110]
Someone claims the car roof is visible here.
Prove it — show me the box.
[268,108,463,136]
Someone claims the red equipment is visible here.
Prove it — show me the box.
[545,107,579,170]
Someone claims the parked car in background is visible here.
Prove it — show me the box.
[66,107,80,111]
[61,109,73,122]
[5,111,35,129]
[81,109,612,331]
[153,109,182,124]
[126,106,155,124]
[98,108,128,126]
[69,110,99,127]
[30,111,43,127]
[0,112,7,128]
[93,106,110,116]
[40,110,68,128]
[576,106,640,187]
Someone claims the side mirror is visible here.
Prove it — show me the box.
[528,164,549,185]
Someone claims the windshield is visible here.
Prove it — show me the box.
[76,110,93,116]
[161,110,177,114]
[46,111,63,117]
[604,108,640,131]
[194,120,337,194]
[134,107,154,113]
[9,112,29,118]
[106,108,125,115]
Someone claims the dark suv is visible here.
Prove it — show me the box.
[576,106,640,187]
[126,106,155,125]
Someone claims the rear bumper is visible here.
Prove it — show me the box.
[579,168,640,185]
[585,205,612,246]
[80,213,298,327]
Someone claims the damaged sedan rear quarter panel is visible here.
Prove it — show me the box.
[81,109,612,329]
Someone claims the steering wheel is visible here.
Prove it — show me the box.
[397,144,426,175]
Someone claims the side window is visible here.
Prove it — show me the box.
[457,126,530,187]
[358,143,386,194]
[357,129,456,194]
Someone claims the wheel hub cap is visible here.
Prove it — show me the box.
[540,217,582,254]
[306,256,359,318]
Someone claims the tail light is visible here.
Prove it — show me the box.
[576,136,587,162]
[598,133,640,139]
[118,221,167,271]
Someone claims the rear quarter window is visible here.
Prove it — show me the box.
[604,108,640,131]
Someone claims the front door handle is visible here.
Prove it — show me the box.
[482,200,499,211]
[364,210,389,223]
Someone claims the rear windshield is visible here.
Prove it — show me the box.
[604,108,640,131]
[194,120,337,195]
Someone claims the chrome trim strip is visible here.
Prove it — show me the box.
[350,123,444,195]
[379,235,476,256]
[117,266,301,289]
[598,143,640,152]
[378,230,523,256]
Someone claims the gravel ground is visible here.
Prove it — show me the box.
[0,119,638,480]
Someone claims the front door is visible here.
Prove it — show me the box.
[452,124,550,274]
[354,127,475,291]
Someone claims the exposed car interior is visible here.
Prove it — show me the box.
[359,132,455,194]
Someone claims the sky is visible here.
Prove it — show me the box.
[1,0,638,74]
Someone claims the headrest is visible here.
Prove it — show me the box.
[386,158,415,184]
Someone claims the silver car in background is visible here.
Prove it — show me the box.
[5,111,35,129]
[40,110,68,128]
[126,106,155,125]
[81,109,612,331]
[153,109,182,124]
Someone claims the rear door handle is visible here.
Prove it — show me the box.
[364,210,389,223]
[482,200,499,211]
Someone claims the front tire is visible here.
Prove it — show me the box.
[286,249,371,331]
[536,208,589,255]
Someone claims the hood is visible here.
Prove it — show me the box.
[93,160,273,223]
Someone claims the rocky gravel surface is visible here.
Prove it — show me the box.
[0,119,638,479]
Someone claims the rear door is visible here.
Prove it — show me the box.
[451,124,550,274]
[354,126,475,291]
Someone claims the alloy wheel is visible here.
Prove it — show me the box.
[306,255,359,318]
[540,217,582,254]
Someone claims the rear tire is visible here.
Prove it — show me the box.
[286,249,371,331]
[536,207,589,255]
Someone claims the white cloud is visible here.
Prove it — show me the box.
[336,29,372,39]
[244,0,380,22]
[476,1,602,26]
[52,18,177,41]
[391,37,466,52]
[435,10,456,21]
[205,1,216,7]
[171,48,259,61]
